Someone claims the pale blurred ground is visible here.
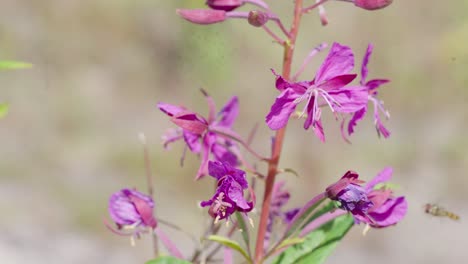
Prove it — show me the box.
[1,0,467,263]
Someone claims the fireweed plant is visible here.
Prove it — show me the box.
[106,0,407,263]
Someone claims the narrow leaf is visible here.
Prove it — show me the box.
[235,212,251,256]
[206,235,251,263]
[280,168,299,177]
[0,60,32,70]
[0,103,8,119]
[277,237,305,250]
[145,256,191,264]
[272,202,354,264]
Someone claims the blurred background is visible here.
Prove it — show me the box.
[1,0,467,263]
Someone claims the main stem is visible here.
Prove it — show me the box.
[254,1,304,263]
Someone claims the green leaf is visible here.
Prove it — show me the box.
[0,60,32,70]
[0,103,9,119]
[277,237,306,250]
[235,212,251,256]
[206,235,252,263]
[145,256,191,264]
[272,202,354,264]
[285,197,326,238]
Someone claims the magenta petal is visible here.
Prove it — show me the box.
[366,79,390,91]
[315,42,354,85]
[361,44,373,84]
[217,96,239,127]
[368,196,407,227]
[313,118,325,142]
[366,167,393,190]
[183,131,202,153]
[348,106,367,135]
[196,135,214,180]
[171,111,208,135]
[319,74,357,91]
[176,9,227,25]
[212,143,238,166]
[266,89,299,130]
[206,0,243,11]
[228,182,250,210]
[331,87,368,113]
[303,98,316,130]
[208,160,227,179]
[375,110,391,138]
[158,102,186,117]
[272,69,309,93]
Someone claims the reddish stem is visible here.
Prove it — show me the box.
[253,1,304,263]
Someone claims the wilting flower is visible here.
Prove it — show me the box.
[200,161,254,222]
[106,189,157,238]
[350,0,393,10]
[177,0,270,25]
[158,93,240,179]
[326,168,407,228]
[346,44,391,138]
[266,42,368,142]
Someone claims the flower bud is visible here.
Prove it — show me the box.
[176,9,226,25]
[206,0,243,11]
[108,189,157,229]
[354,0,393,10]
[247,10,269,27]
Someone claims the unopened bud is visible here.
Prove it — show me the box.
[247,10,269,27]
[176,9,226,25]
[206,0,243,11]
[354,0,393,10]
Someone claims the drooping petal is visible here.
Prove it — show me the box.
[367,196,407,227]
[315,42,354,85]
[183,131,202,153]
[217,96,239,127]
[171,111,208,135]
[361,44,373,85]
[348,106,367,135]
[266,89,299,130]
[157,102,186,117]
[366,167,393,190]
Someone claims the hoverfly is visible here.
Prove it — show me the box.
[424,203,460,221]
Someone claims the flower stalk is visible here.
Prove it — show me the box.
[254,0,304,263]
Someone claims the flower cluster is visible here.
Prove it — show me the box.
[326,168,407,228]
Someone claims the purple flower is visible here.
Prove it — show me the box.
[346,44,391,138]
[158,94,240,179]
[106,189,157,237]
[326,168,407,228]
[200,161,254,222]
[265,42,368,142]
